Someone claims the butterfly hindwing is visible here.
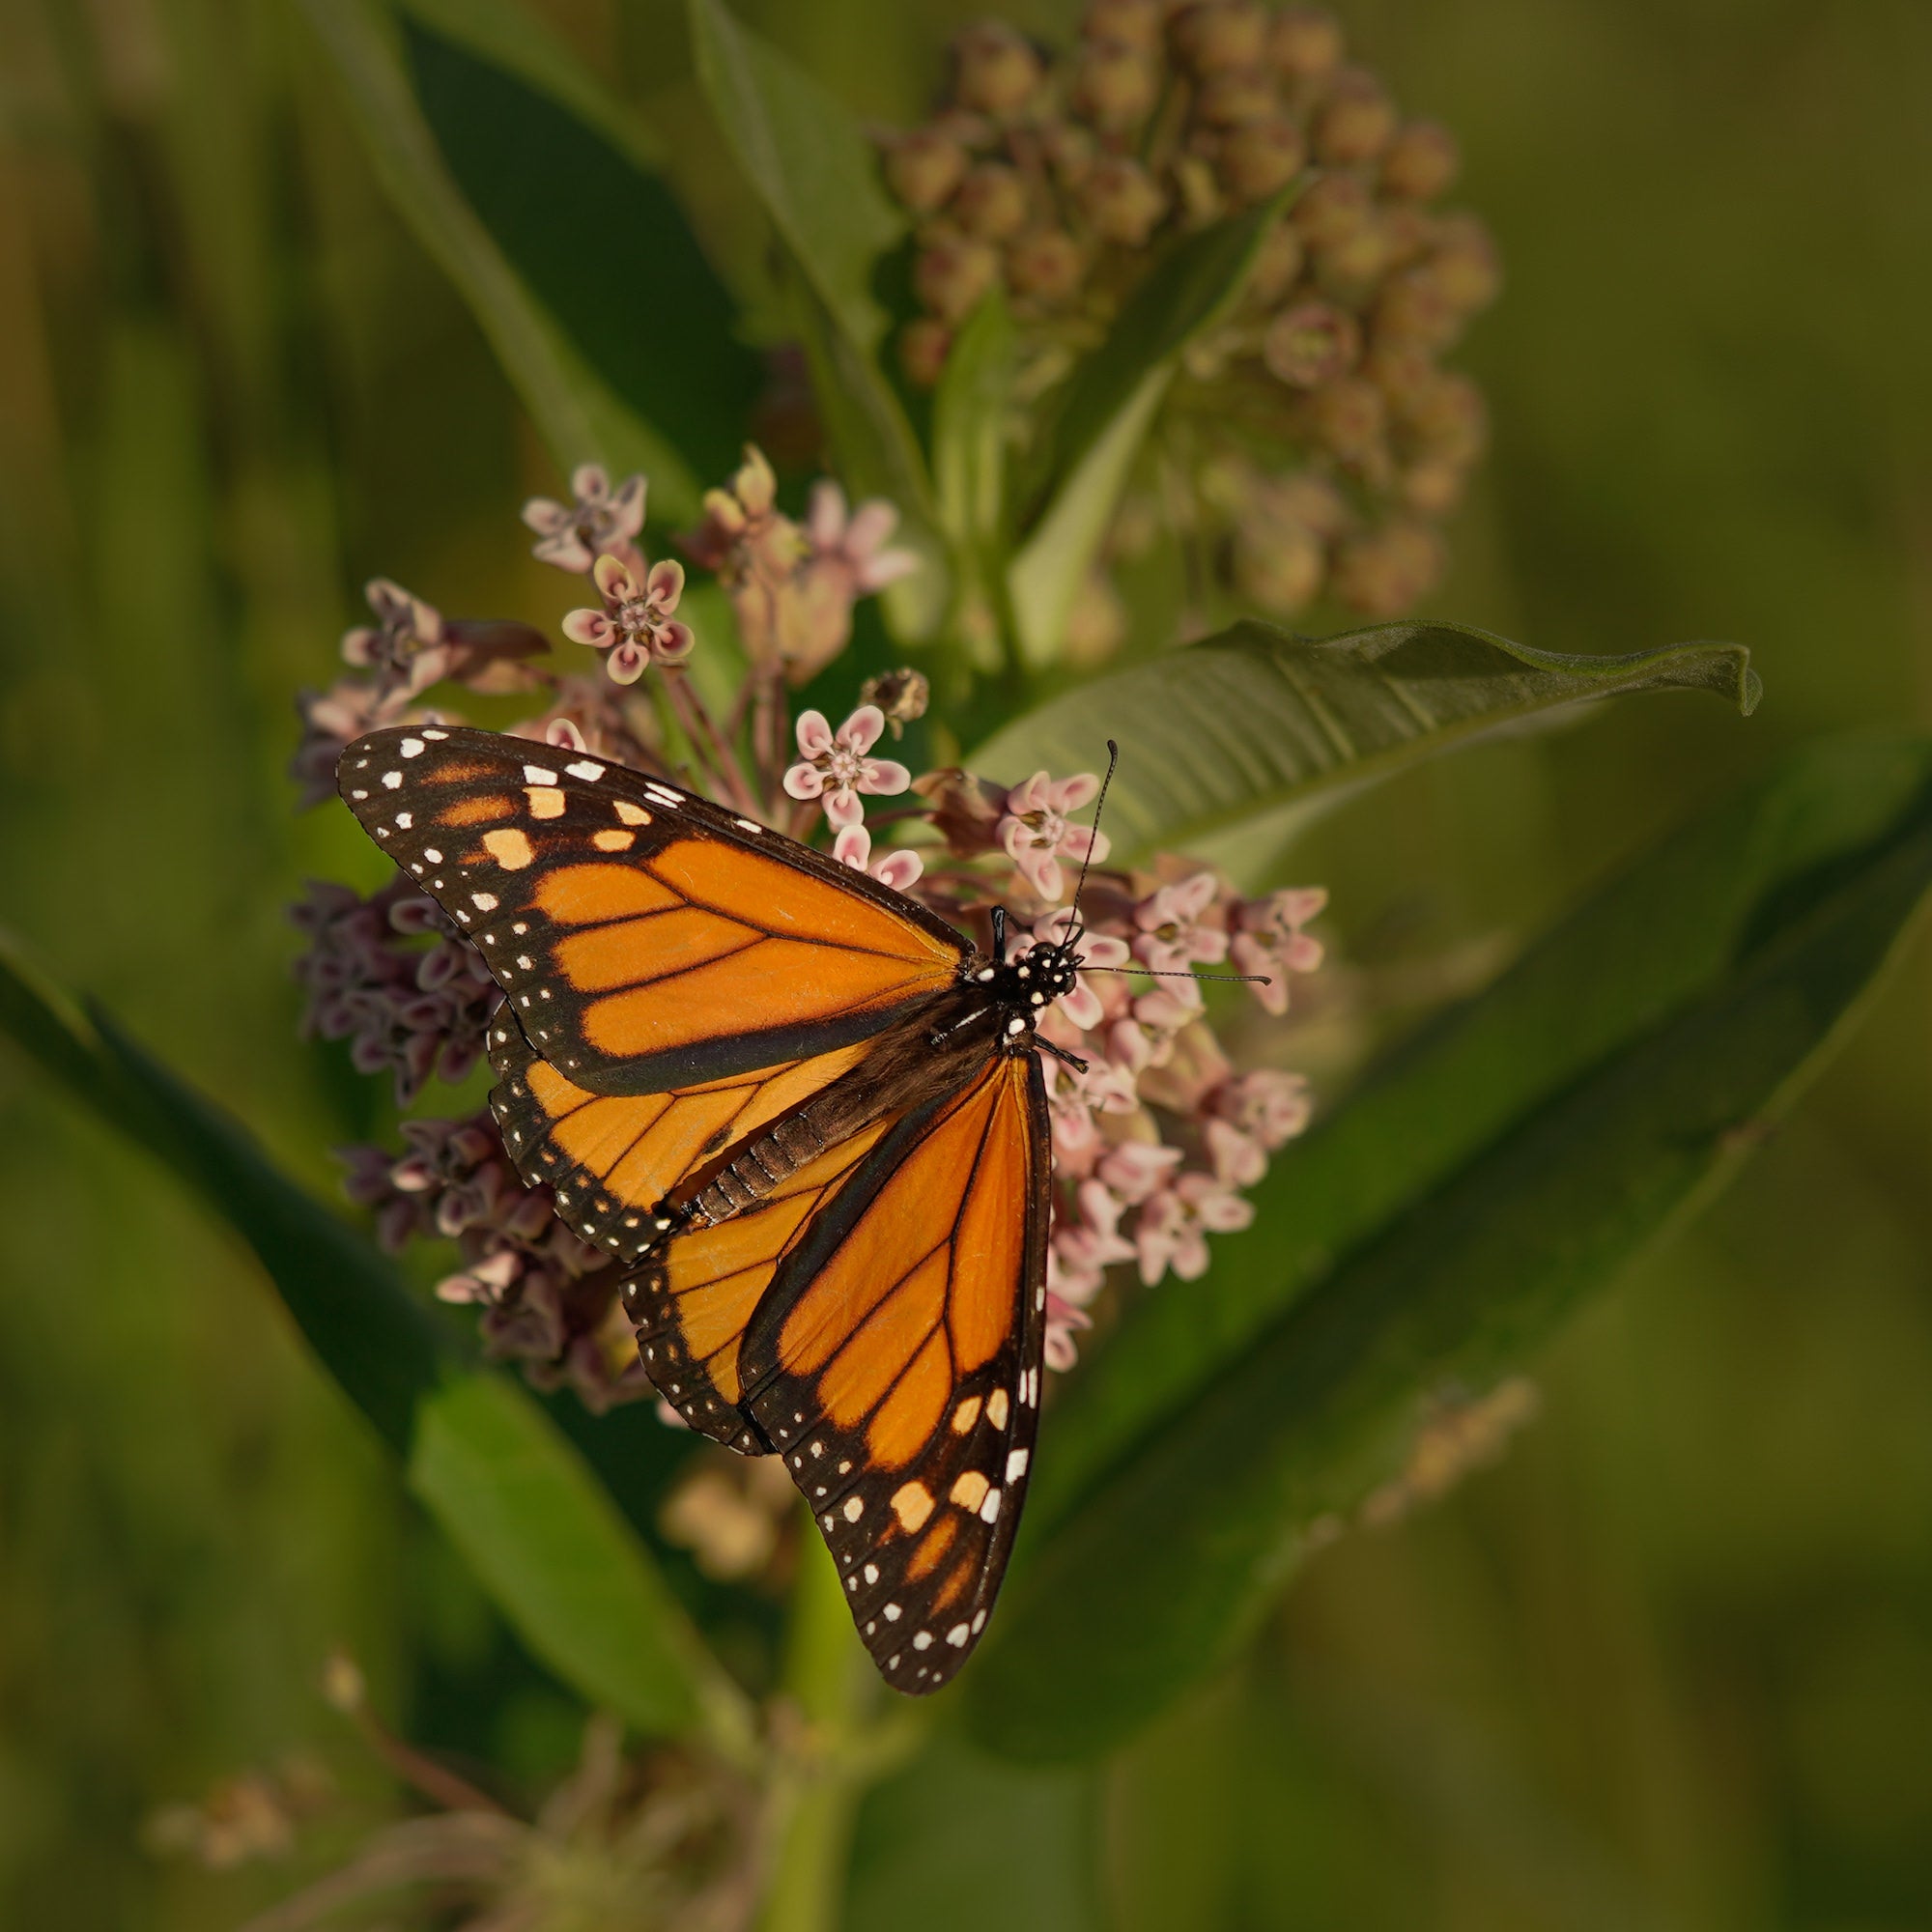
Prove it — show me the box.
[488,1022,868,1267]
[619,1115,901,1450]
[739,1052,1050,1692]
[337,725,966,1093]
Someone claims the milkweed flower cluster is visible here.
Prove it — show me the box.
[292,456,1322,1406]
[880,3,1498,629]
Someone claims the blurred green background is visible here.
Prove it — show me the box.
[2,0,1928,1926]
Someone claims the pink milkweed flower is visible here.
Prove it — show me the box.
[832,821,925,893]
[1205,1119,1268,1189]
[521,465,646,573]
[1231,887,1327,1014]
[783,705,911,830]
[1094,1139,1182,1207]
[1132,872,1231,974]
[998,770,1110,903]
[562,554,694,683]
[1213,1068,1313,1149]
[1135,1173,1257,1286]
[804,480,922,596]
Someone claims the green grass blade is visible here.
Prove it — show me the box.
[971,617,1762,862]
[967,736,1932,1760]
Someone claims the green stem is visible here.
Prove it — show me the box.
[754,1520,875,1932]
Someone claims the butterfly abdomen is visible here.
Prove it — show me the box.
[689,1111,831,1222]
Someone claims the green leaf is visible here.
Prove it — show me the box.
[1007,196,1289,665]
[399,4,762,491]
[970,617,1763,865]
[931,291,1017,561]
[684,0,903,356]
[1006,370,1168,671]
[299,0,744,520]
[967,736,1932,1761]
[686,0,947,639]
[411,1375,745,1746]
[0,930,749,1747]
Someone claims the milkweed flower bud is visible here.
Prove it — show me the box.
[1217,115,1306,200]
[1073,36,1161,128]
[1008,226,1087,303]
[1171,1,1270,75]
[953,21,1043,116]
[1084,0,1162,51]
[1312,66,1397,164]
[898,318,952,387]
[1331,518,1445,615]
[915,233,1002,323]
[1267,6,1344,80]
[1194,67,1280,128]
[954,161,1030,241]
[1380,119,1461,200]
[1264,298,1360,387]
[1080,155,1168,244]
[1428,212,1503,313]
[883,128,970,213]
[857,667,931,735]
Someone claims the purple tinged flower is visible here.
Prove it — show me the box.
[341,578,444,682]
[782,705,911,830]
[832,821,925,893]
[998,770,1110,902]
[521,465,647,573]
[562,554,694,684]
[1131,871,1230,973]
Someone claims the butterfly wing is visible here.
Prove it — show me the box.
[655,1049,1051,1690]
[336,725,966,1093]
[620,1107,907,1449]
[489,1022,869,1266]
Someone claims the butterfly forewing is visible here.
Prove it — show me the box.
[736,1053,1050,1692]
[337,726,965,1093]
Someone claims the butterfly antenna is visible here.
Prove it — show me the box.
[1085,965,1274,986]
[1065,739,1119,934]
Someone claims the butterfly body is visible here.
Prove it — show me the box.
[335,724,1075,1690]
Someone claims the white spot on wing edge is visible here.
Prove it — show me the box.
[565,759,605,781]
[523,763,558,784]
[399,737,425,757]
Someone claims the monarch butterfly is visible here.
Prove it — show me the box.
[335,723,1230,1692]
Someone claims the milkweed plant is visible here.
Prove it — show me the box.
[34,4,1925,1929]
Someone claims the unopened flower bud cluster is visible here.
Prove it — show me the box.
[294,459,1322,1408]
[882,3,1499,626]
